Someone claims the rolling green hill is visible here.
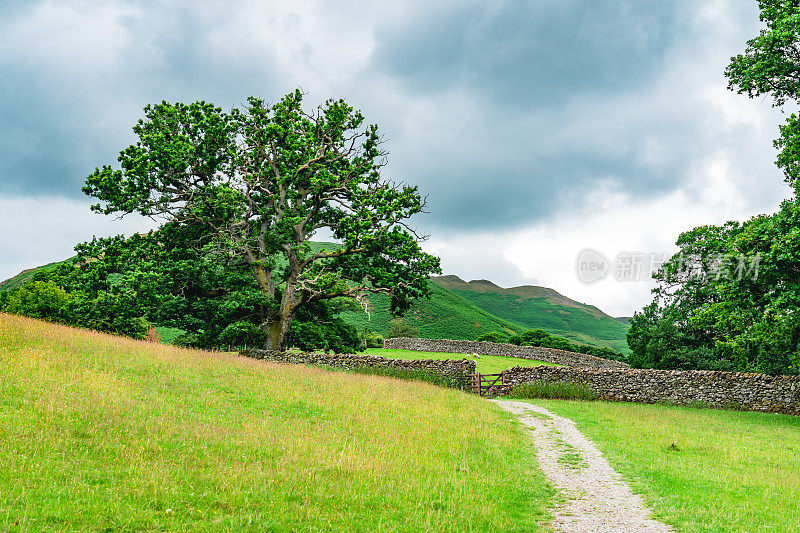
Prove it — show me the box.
[430,275,629,352]
[339,279,525,340]
[341,275,628,352]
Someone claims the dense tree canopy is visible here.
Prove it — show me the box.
[725,0,800,107]
[508,329,624,361]
[628,203,800,373]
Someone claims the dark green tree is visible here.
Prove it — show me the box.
[81,91,440,350]
[7,220,369,352]
[725,0,800,107]
[4,280,70,322]
[627,204,800,373]
[477,332,508,343]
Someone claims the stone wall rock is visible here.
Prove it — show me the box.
[384,337,629,370]
[239,349,476,388]
[500,366,800,415]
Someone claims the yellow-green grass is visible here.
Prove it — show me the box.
[0,314,554,531]
[364,347,561,374]
[530,399,800,532]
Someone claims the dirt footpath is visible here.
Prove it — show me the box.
[493,400,673,533]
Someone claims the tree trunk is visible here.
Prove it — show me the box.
[262,275,298,351]
[264,315,293,351]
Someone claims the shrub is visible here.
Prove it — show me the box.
[4,280,70,321]
[174,332,201,348]
[146,327,162,343]
[508,328,625,361]
[477,332,508,343]
[288,317,364,354]
[219,321,267,349]
[507,380,597,401]
[388,318,419,338]
[362,329,385,348]
[545,336,576,351]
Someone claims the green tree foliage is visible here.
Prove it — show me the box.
[726,0,800,194]
[1,220,367,352]
[4,281,70,322]
[477,332,508,343]
[78,90,440,350]
[628,204,800,374]
[725,0,800,108]
[287,299,364,353]
[388,318,419,338]
[630,1,800,374]
[218,322,267,349]
[361,329,385,348]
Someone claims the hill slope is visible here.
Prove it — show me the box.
[0,260,64,291]
[340,279,526,340]
[0,314,552,530]
[430,275,629,352]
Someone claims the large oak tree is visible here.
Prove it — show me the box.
[83,90,440,350]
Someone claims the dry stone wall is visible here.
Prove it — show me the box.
[239,346,800,415]
[384,337,629,370]
[239,349,476,388]
[500,366,800,415]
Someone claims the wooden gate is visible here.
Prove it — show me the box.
[470,372,505,397]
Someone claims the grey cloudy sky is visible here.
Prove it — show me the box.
[0,0,791,315]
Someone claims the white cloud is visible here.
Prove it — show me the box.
[0,196,156,282]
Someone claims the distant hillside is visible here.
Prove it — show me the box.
[429,275,629,353]
[339,280,524,341]
[0,260,65,292]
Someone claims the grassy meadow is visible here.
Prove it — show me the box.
[531,399,800,532]
[0,313,555,531]
[363,347,561,374]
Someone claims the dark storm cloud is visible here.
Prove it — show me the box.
[0,1,282,198]
[0,0,773,234]
[408,147,694,230]
[364,0,772,230]
[371,0,681,106]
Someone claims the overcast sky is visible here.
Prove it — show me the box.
[0,0,791,316]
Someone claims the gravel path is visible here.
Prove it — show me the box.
[493,400,672,533]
